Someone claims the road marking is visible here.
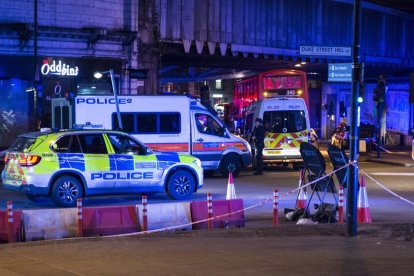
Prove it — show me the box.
[371,172,414,176]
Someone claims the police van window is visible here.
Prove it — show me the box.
[195,113,222,136]
[78,134,107,154]
[287,111,306,132]
[264,110,306,133]
[137,113,157,133]
[107,134,145,155]
[159,113,180,133]
[112,113,134,132]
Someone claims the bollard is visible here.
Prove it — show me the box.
[273,189,279,226]
[77,198,83,237]
[338,185,344,224]
[7,201,13,243]
[142,195,148,232]
[207,193,213,230]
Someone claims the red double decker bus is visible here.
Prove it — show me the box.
[232,69,309,121]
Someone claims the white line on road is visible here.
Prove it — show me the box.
[370,172,414,176]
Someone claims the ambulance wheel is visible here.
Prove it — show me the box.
[51,175,83,207]
[166,170,195,200]
[220,155,241,178]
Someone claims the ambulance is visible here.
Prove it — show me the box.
[51,95,252,177]
[243,97,310,169]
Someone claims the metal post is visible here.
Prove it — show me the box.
[377,103,382,158]
[347,0,361,237]
[207,193,213,230]
[33,0,38,130]
[142,195,148,232]
[273,189,279,226]
[109,69,123,130]
[77,198,83,237]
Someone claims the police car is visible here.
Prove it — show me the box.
[1,129,203,207]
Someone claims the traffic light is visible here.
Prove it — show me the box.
[373,75,386,104]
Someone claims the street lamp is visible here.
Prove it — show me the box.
[94,69,123,130]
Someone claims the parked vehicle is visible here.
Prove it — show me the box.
[1,129,203,207]
[244,97,311,169]
[51,95,252,177]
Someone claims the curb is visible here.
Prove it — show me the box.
[365,158,414,167]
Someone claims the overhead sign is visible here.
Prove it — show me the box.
[300,46,351,57]
[328,63,352,82]
[126,68,148,79]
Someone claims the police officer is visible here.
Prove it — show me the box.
[252,118,265,175]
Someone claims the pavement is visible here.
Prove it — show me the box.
[318,140,414,167]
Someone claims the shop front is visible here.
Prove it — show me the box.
[0,55,122,147]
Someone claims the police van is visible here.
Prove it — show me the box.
[51,95,252,177]
[244,97,310,169]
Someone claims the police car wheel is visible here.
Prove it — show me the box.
[51,176,83,207]
[166,170,195,200]
[220,155,241,178]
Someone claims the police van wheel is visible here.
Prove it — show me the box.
[51,176,83,207]
[166,170,195,200]
[220,155,241,178]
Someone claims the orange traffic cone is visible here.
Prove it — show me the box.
[357,175,372,223]
[226,172,237,200]
[296,169,307,209]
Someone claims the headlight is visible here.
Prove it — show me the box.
[193,158,202,167]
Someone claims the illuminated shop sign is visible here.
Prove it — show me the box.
[41,59,79,76]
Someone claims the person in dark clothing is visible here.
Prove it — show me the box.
[252,117,265,175]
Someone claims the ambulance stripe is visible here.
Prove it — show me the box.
[114,155,134,170]
[58,153,85,171]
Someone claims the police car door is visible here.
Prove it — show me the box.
[77,133,115,193]
[192,112,226,170]
[106,133,159,193]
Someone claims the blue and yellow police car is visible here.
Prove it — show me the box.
[1,129,203,207]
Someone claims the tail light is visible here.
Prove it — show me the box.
[3,154,10,165]
[19,155,42,166]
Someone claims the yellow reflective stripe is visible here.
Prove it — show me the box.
[84,154,110,171]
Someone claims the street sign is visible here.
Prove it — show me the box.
[300,46,351,57]
[126,68,148,79]
[328,63,352,82]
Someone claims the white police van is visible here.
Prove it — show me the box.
[51,95,252,177]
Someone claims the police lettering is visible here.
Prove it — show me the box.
[76,98,131,105]
[91,172,153,180]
